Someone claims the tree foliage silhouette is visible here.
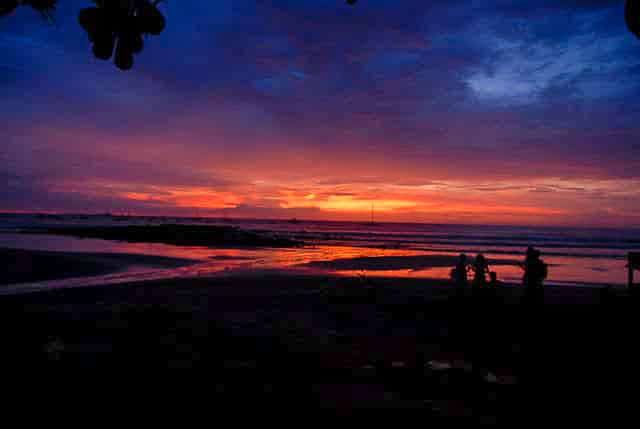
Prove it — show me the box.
[627,0,640,39]
[79,0,165,70]
[0,0,56,23]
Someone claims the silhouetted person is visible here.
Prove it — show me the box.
[489,271,500,287]
[521,247,548,304]
[79,0,165,70]
[450,253,469,297]
[484,271,500,300]
[471,253,490,291]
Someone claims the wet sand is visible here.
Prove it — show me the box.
[1,247,198,285]
[302,254,521,271]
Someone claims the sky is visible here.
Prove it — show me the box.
[2,0,640,227]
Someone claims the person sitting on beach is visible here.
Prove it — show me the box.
[471,254,490,289]
[522,247,548,297]
[450,253,469,288]
[485,271,501,300]
[489,271,500,288]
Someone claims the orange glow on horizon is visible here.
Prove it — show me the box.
[280,192,417,212]
[123,187,242,210]
[40,144,640,227]
[51,178,610,225]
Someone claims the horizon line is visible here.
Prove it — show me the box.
[0,210,636,231]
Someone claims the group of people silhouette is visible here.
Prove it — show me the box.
[451,246,548,301]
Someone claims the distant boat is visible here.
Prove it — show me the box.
[288,218,300,224]
[359,203,377,227]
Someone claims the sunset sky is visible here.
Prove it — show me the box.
[2,0,640,226]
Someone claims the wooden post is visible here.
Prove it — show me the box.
[629,253,640,291]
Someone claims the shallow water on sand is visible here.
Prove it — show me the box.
[0,220,631,290]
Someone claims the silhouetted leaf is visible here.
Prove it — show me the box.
[0,1,19,18]
[626,0,640,39]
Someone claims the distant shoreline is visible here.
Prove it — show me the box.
[0,211,637,231]
[26,224,301,248]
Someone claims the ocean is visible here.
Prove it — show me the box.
[1,213,638,288]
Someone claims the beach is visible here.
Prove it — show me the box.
[1,264,637,418]
[1,219,638,418]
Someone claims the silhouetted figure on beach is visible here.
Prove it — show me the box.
[483,271,500,301]
[471,254,490,291]
[0,0,56,22]
[521,247,548,303]
[450,253,469,296]
[489,271,500,289]
[79,0,165,70]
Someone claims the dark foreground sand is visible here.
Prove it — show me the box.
[1,258,639,419]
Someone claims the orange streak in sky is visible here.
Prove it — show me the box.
[123,188,242,209]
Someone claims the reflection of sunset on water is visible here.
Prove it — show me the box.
[0,231,629,291]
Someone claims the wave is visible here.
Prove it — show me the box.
[2,214,638,255]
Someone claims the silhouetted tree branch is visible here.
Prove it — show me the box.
[79,0,165,70]
[0,0,56,23]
